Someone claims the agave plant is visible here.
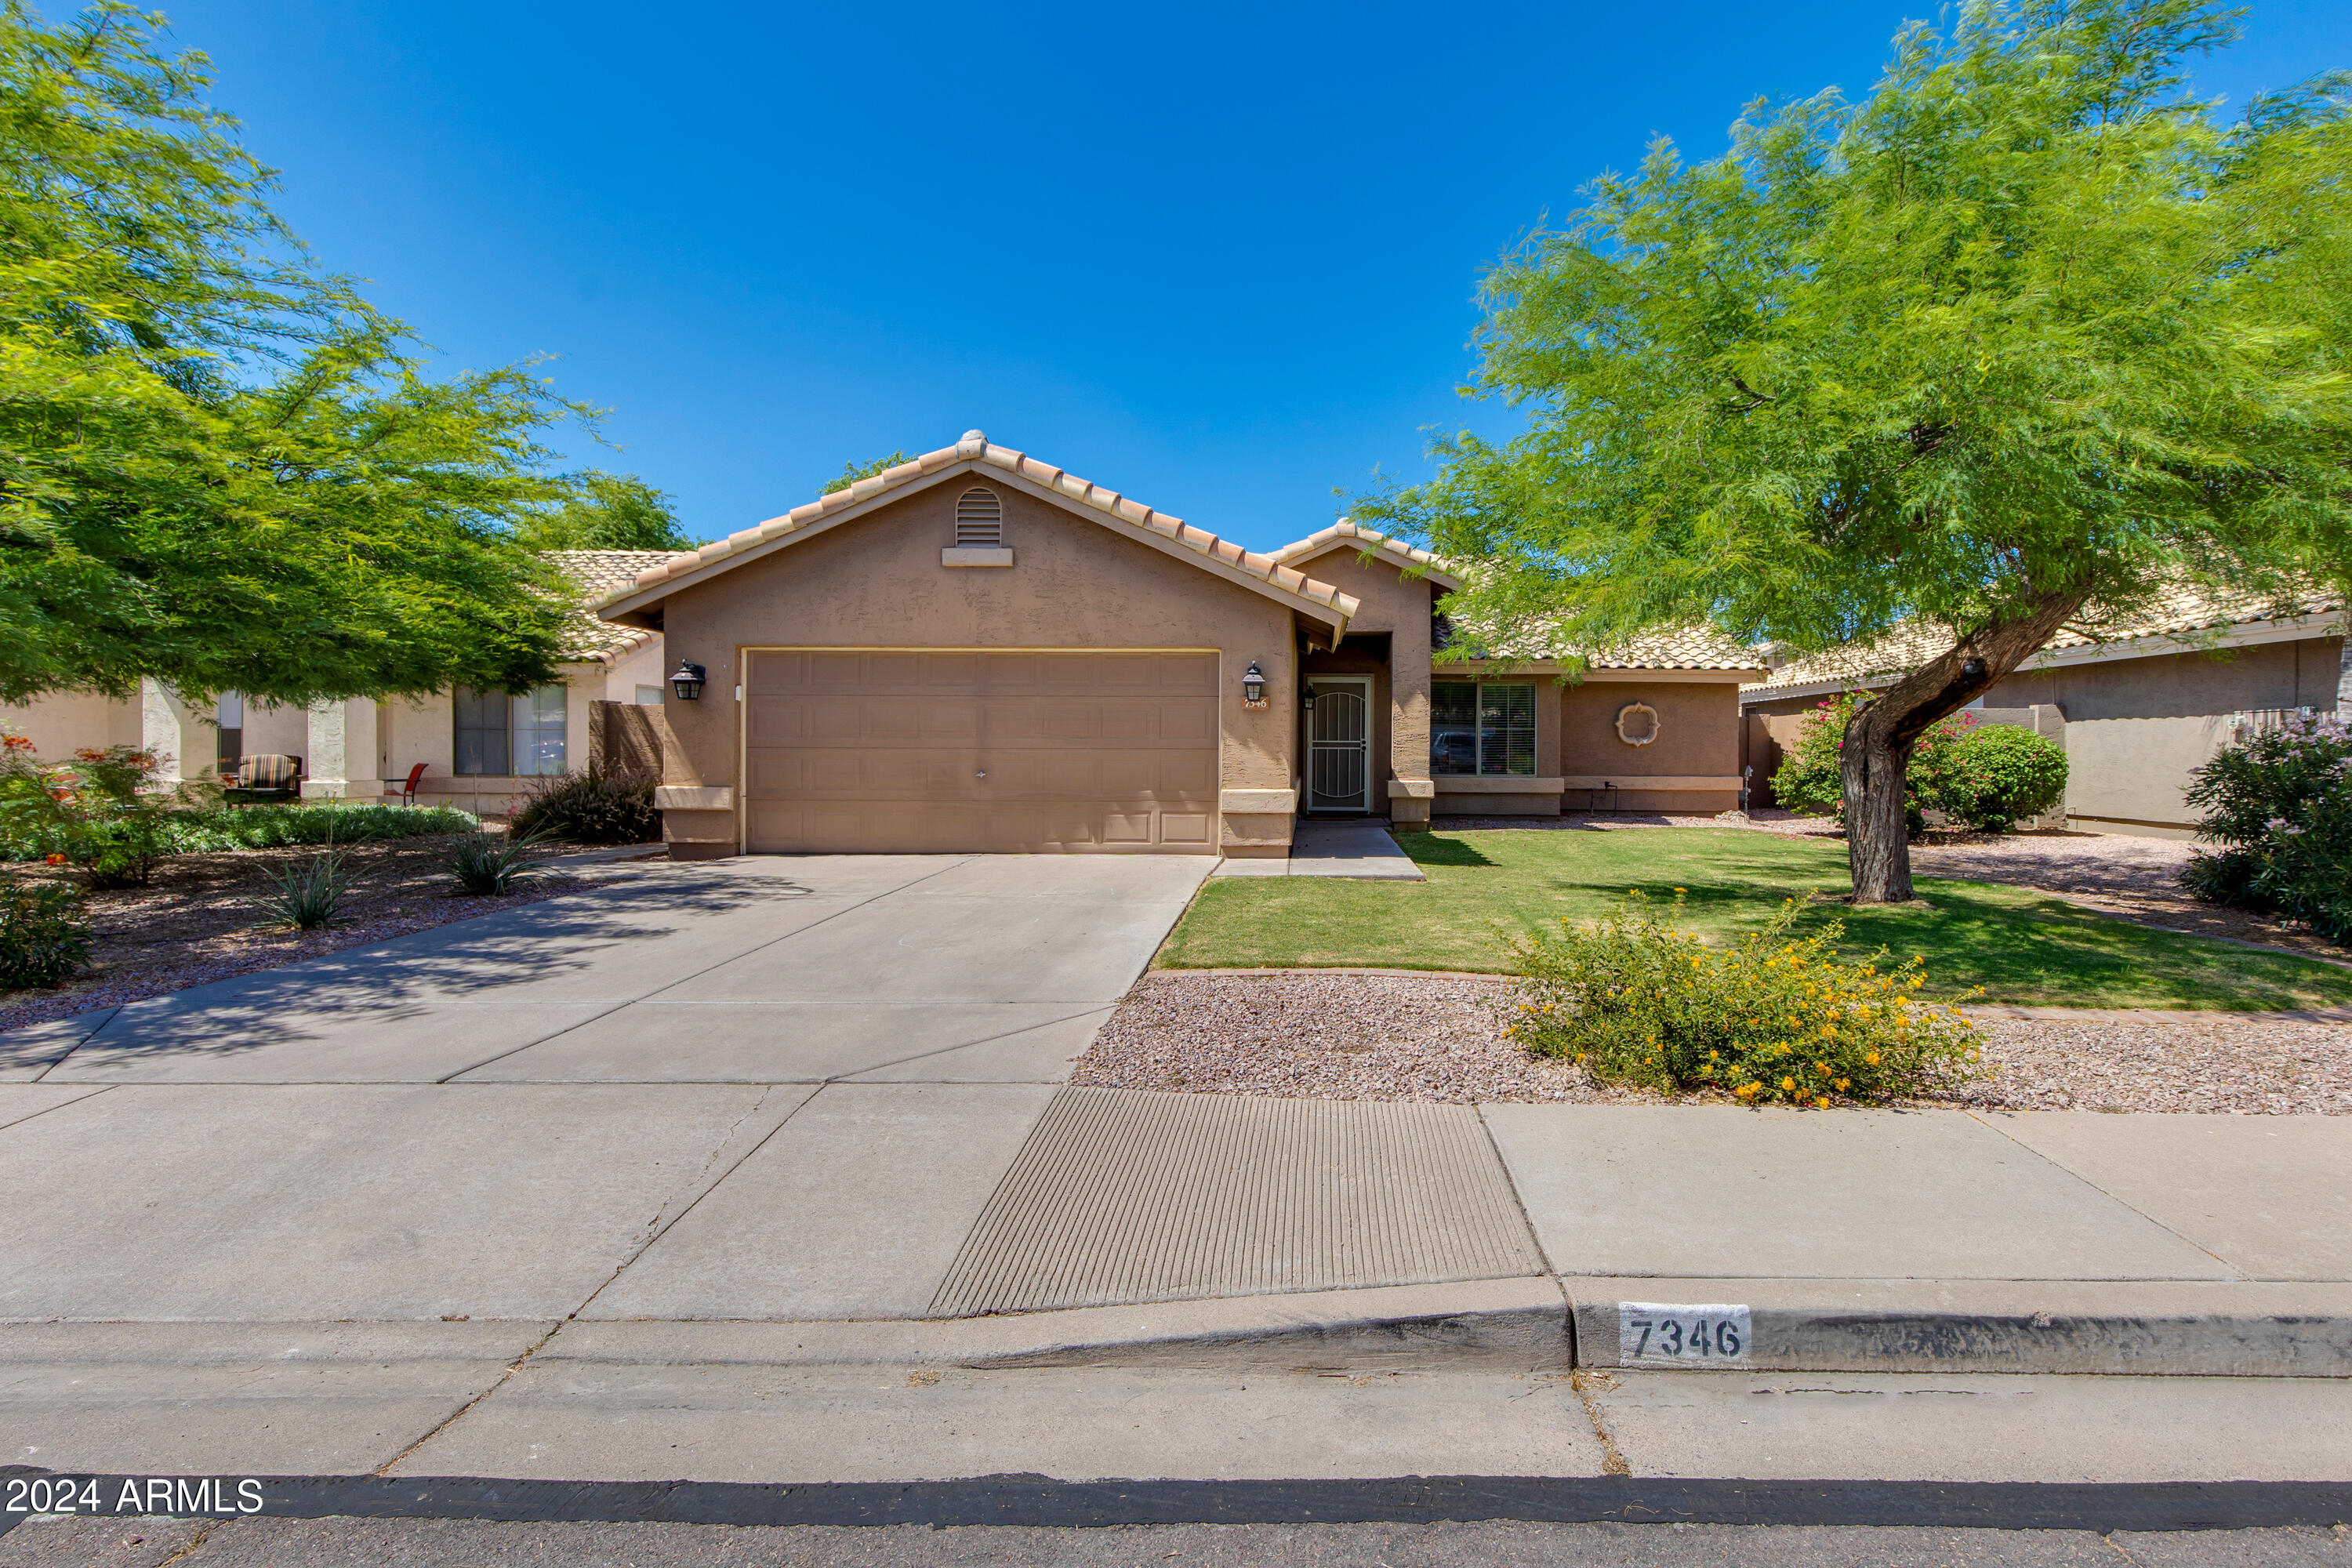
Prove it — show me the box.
[446,829,549,896]
[252,851,353,930]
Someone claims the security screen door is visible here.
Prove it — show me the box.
[1306,678,1371,812]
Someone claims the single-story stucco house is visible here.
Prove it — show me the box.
[0,550,673,816]
[1740,583,2348,839]
[593,430,1764,860]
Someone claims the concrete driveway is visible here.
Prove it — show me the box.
[0,855,1210,1327]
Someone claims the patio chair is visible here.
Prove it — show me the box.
[222,753,303,808]
[397,761,427,807]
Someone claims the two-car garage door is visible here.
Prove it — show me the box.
[744,649,1220,854]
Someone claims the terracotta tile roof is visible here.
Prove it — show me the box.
[1272,524,1759,670]
[1268,521,1464,588]
[1452,624,1764,671]
[1579,626,1769,670]
[1742,579,2346,695]
[544,550,677,662]
[595,432,1359,626]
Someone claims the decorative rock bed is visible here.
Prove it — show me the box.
[1076,971,2352,1116]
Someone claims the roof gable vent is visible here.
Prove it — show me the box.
[953,487,1003,546]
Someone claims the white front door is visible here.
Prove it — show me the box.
[1306,678,1371,813]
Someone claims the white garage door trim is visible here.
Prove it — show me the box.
[735,645,1225,855]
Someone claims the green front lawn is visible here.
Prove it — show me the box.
[1159,827,2352,1011]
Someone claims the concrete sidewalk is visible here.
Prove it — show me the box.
[3,849,2350,1485]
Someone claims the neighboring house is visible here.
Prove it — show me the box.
[1740,583,2348,839]
[0,550,673,816]
[593,430,1765,860]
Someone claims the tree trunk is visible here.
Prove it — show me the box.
[1841,592,2085,903]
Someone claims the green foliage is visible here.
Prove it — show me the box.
[0,875,90,989]
[820,452,913,495]
[150,802,479,851]
[251,851,350,930]
[1355,0,2351,686]
[1505,891,1985,1105]
[445,829,546,895]
[0,736,477,862]
[1771,693,1972,833]
[509,768,659,846]
[1943,724,2069,832]
[510,471,695,553]
[2180,714,2352,941]
[0,738,178,886]
[0,3,590,707]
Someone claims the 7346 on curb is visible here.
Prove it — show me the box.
[1617,1302,1753,1367]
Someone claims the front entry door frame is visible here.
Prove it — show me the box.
[1305,675,1374,815]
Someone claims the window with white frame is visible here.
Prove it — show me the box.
[453,684,568,775]
[1431,681,1536,776]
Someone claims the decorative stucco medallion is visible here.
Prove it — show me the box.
[1615,702,1661,746]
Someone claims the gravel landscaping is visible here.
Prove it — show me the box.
[0,835,659,1036]
[1076,971,2352,1116]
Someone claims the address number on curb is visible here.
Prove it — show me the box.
[1617,1302,1752,1367]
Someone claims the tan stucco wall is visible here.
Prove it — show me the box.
[644,480,1302,853]
[375,663,608,818]
[1287,543,1438,820]
[0,691,141,758]
[603,636,668,702]
[1563,680,1740,781]
[1742,634,2343,835]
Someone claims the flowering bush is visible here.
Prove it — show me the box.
[0,739,178,887]
[1771,691,1975,835]
[1942,724,2069,832]
[1503,890,1986,1106]
[2180,713,2352,942]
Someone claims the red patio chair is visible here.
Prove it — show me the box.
[398,762,427,807]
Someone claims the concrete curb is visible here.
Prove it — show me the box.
[551,1275,2352,1378]
[556,1278,1573,1371]
[1566,1277,2352,1378]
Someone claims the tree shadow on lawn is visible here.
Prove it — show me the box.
[1813,879,2352,1009]
[1392,831,1497,868]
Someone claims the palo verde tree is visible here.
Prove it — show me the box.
[1355,0,2352,902]
[0,2,594,709]
[510,470,695,553]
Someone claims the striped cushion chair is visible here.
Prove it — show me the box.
[224,753,303,807]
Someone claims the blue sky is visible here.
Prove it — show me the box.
[154,1,2350,553]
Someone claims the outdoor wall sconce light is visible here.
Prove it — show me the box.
[1301,685,1318,710]
[1242,660,1268,709]
[670,660,707,701]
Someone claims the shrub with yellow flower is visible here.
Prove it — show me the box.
[1501,889,1986,1108]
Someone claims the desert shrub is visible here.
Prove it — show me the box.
[447,829,547,895]
[1,798,477,863]
[1770,691,1974,834]
[1941,724,2069,833]
[1504,891,1985,1106]
[509,768,660,846]
[2180,713,2352,942]
[252,852,353,930]
[173,803,477,850]
[0,740,177,887]
[0,877,92,989]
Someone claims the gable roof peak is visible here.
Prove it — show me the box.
[593,430,1359,630]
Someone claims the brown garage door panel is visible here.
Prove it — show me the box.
[744,650,1223,855]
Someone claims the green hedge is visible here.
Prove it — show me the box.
[1,802,479,862]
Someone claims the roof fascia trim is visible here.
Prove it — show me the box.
[1740,612,2343,699]
[596,456,1356,631]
